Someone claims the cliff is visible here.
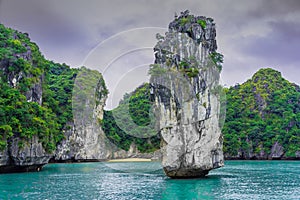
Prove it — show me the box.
[54,67,110,161]
[150,10,225,178]
[0,24,53,172]
[223,68,300,160]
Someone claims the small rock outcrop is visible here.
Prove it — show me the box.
[150,11,224,178]
[0,136,51,172]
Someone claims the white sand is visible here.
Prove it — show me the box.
[107,158,152,162]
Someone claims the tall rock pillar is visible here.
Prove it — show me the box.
[150,10,225,178]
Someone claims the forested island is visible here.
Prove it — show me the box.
[0,20,299,172]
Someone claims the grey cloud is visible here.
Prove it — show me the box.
[0,0,90,65]
[244,0,300,19]
[237,20,300,66]
[0,0,299,93]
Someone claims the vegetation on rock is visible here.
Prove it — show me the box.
[209,52,224,72]
[102,83,160,153]
[223,68,300,158]
[0,24,78,152]
[43,61,79,135]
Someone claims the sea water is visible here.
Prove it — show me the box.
[0,161,299,199]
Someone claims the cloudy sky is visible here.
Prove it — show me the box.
[0,0,299,108]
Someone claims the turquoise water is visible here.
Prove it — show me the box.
[0,161,299,199]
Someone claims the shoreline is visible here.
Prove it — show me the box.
[50,157,300,164]
[2,159,299,174]
[224,157,300,161]
[107,158,152,162]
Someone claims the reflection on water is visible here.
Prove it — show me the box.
[0,161,299,199]
[105,161,162,173]
[161,177,221,199]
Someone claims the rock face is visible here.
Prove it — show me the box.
[0,136,51,172]
[150,11,224,178]
[54,67,110,161]
[0,85,51,172]
[225,141,296,160]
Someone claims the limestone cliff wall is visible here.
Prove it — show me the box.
[0,39,50,172]
[0,136,51,172]
[53,67,153,161]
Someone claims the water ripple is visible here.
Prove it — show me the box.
[0,161,299,199]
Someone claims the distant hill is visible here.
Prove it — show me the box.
[102,83,160,153]
[223,68,300,159]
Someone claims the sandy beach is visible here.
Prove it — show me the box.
[107,158,152,162]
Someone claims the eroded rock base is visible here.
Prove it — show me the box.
[0,164,45,173]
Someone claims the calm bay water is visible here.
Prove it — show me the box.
[0,161,299,199]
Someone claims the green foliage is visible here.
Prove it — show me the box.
[0,24,46,92]
[95,72,109,103]
[0,24,79,152]
[43,61,79,127]
[223,68,300,158]
[179,16,191,26]
[178,59,199,78]
[129,84,152,126]
[148,64,167,76]
[177,15,207,29]
[209,52,224,71]
[184,67,199,78]
[0,80,61,152]
[197,19,207,29]
[102,83,160,153]
[0,125,12,149]
[179,61,189,69]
